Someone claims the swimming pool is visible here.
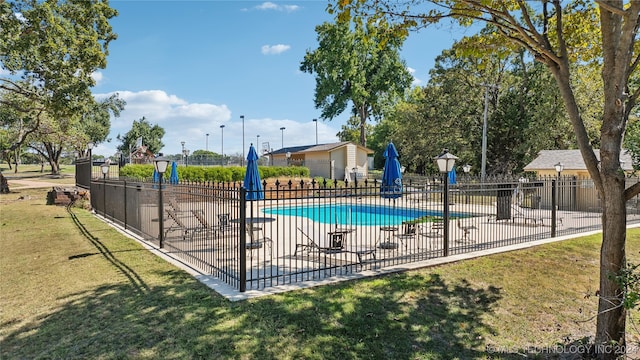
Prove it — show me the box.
[263,204,470,226]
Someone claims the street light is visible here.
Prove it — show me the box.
[154,155,170,249]
[220,125,225,164]
[286,151,291,166]
[241,115,245,166]
[257,134,260,149]
[463,164,471,175]
[100,163,110,217]
[312,118,318,145]
[206,133,209,152]
[280,127,286,148]
[434,148,458,257]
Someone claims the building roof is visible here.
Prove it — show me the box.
[524,149,634,171]
[268,141,374,155]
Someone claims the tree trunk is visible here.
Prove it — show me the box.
[357,104,368,147]
[595,176,627,358]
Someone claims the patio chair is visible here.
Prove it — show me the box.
[245,222,272,258]
[217,213,237,234]
[295,227,375,264]
[393,222,418,250]
[457,219,478,242]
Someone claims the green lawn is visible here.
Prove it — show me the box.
[1,185,639,359]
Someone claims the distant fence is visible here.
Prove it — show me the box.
[85,172,640,293]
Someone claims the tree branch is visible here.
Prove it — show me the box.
[625,181,640,201]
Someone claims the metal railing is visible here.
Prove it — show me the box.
[87,175,640,292]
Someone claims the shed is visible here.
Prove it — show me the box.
[267,142,374,180]
[524,149,634,177]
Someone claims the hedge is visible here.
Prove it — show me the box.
[118,164,310,183]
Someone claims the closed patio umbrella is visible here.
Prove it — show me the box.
[244,144,264,200]
[381,142,402,199]
[448,165,457,185]
[169,161,179,185]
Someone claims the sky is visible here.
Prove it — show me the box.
[91,0,477,158]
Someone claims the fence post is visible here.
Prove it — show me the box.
[240,187,247,292]
[551,179,557,237]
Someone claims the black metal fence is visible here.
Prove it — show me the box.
[87,173,640,293]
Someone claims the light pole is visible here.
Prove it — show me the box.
[434,149,458,257]
[312,118,318,145]
[154,155,170,249]
[220,125,225,164]
[286,151,291,166]
[241,115,245,166]
[480,83,497,182]
[555,162,564,211]
[181,141,185,166]
[280,127,286,148]
[257,134,260,150]
[100,163,109,217]
[206,133,209,152]
[463,164,471,204]
[87,142,94,178]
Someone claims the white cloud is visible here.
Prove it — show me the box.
[407,67,423,86]
[255,2,300,12]
[261,44,291,55]
[91,90,341,158]
[91,71,103,85]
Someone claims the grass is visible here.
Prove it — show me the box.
[1,184,640,359]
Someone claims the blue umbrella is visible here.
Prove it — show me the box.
[381,142,402,199]
[152,168,160,188]
[243,145,264,200]
[448,165,457,185]
[169,161,179,184]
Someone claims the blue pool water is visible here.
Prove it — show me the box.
[263,204,468,226]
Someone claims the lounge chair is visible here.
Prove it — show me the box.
[295,227,375,264]
[190,210,220,240]
[164,209,196,240]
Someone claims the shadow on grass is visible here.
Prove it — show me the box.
[1,272,511,359]
[1,204,539,359]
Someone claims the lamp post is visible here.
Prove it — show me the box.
[240,115,245,166]
[206,133,209,152]
[154,156,170,249]
[87,142,94,179]
[554,162,564,179]
[286,151,291,166]
[462,164,471,204]
[220,125,225,164]
[554,161,564,211]
[100,163,109,217]
[312,118,318,145]
[257,134,260,149]
[280,127,286,148]
[434,149,458,257]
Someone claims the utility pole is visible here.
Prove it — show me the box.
[480,83,498,181]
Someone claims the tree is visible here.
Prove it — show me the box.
[335,1,640,355]
[117,117,165,156]
[300,19,413,146]
[0,0,118,174]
